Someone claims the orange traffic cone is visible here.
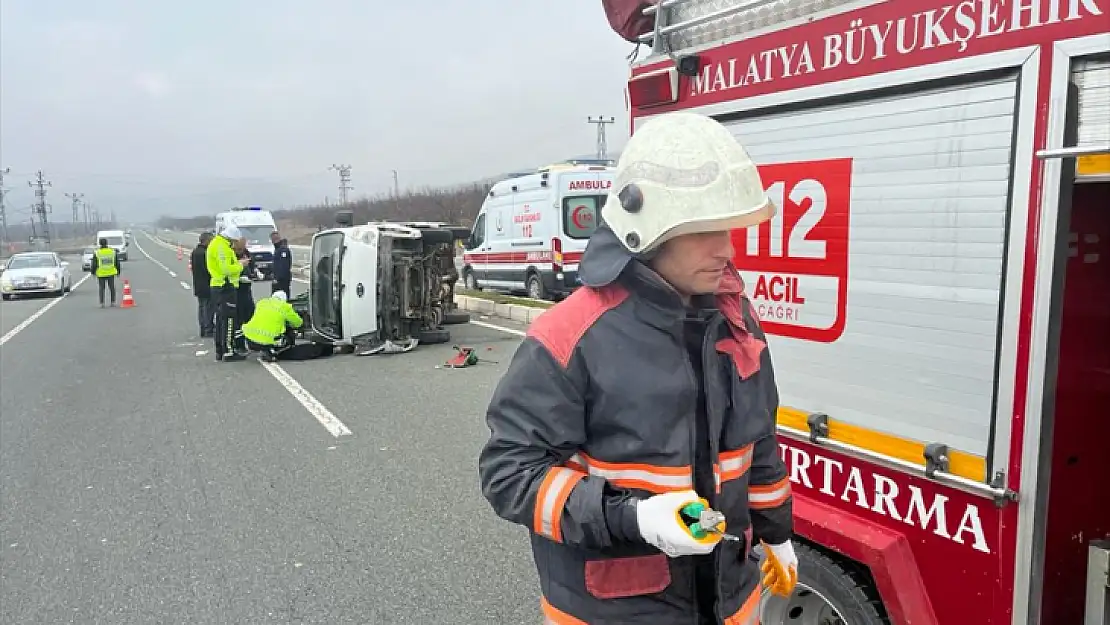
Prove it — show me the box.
[177,246,183,261]
[120,279,135,308]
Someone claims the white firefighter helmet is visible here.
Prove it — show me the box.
[601,111,775,254]
[272,290,288,302]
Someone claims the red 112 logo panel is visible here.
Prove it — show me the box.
[730,158,852,343]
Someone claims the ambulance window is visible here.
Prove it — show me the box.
[562,196,600,239]
[469,214,485,248]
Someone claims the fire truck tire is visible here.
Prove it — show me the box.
[418,328,451,344]
[443,311,470,325]
[761,543,888,625]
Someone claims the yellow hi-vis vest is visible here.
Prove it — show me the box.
[94,248,118,277]
[241,296,303,346]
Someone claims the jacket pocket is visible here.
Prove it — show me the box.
[584,554,672,600]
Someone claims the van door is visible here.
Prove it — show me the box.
[338,232,380,341]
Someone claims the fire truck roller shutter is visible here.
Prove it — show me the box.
[705,73,1022,481]
[1073,56,1110,181]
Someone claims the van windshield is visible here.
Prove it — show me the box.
[310,232,344,339]
[562,196,602,240]
[104,236,125,247]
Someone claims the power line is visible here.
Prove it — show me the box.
[0,167,10,244]
[329,164,353,206]
[587,116,616,160]
[29,170,52,243]
[66,192,85,233]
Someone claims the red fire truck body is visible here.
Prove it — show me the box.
[615,0,1109,622]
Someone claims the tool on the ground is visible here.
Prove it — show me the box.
[679,500,741,541]
[120,279,136,308]
[443,345,498,368]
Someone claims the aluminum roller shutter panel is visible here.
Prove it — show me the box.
[723,74,1018,460]
[1073,56,1110,180]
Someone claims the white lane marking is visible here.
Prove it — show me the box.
[180,282,191,290]
[259,360,353,437]
[168,271,177,278]
[469,318,527,337]
[0,273,92,347]
[134,235,173,274]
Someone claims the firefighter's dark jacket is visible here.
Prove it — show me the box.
[478,226,792,624]
[272,238,293,284]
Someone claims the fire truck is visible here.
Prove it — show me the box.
[603,0,1108,623]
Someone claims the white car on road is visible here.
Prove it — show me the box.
[1,252,73,300]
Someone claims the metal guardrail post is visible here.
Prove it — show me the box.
[1087,540,1110,625]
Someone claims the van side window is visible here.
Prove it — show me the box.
[562,196,601,239]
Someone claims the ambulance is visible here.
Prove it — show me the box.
[605,0,1108,623]
[461,161,615,300]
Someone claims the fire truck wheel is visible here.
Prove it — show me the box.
[443,310,471,325]
[418,328,451,345]
[759,543,887,625]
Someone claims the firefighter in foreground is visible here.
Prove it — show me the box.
[206,225,249,362]
[90,237,120,308]
[478,112,796,624]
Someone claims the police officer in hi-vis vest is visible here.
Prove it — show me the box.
[89,238,121,308]
[206,225,250,362]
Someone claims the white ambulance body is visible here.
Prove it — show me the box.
[462,163,614,300]
[617,0,1109,623]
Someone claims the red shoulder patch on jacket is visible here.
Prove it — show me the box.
[527,284,630,369]
[715,268,767,379]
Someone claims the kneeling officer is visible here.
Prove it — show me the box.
[241,290,303,362]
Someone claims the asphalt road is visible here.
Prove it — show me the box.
[0,232,540,624]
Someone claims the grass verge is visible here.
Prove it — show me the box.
[456,288,554,309]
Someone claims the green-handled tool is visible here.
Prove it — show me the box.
[680,501,742,541]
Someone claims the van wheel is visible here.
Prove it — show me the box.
[526,273,546,300]
[758,543,887,625]
[464,270,480,291]
[420,228,454,245]
[443,311,470,325]
[418,328,451,344]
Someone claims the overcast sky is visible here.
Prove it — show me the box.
[0,0,636,224]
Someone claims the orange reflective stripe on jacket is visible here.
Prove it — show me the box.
[749,476,791,509]
[541,596,588,625]
[564,452,693,494]
[533,466,587,542]
[724,586,761,625]
[715,444,754,491]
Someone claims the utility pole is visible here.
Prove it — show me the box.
[587,116,616,160]
[391,169,399,198]
[329,164,353,206]
[29,170,52,243]
[0,167,10,245]
[66,192,84,236]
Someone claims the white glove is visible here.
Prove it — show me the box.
[635,490,722,558]
[760,540,798,597]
